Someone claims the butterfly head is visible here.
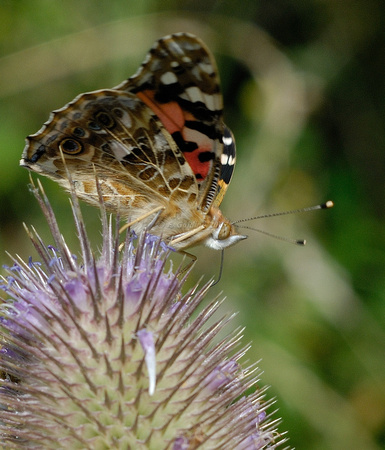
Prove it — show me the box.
[167,205,246,251]
[202,207,247,250]
[204,221,247,250]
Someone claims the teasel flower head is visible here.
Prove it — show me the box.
[0,179,287,449]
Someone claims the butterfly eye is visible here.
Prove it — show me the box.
[95,111,115,129]
[59,138,83,155]
[217,222,231,240]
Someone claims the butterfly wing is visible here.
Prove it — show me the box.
[21,33,235,231]
[116,32,229,212]
[21,89,199,215]
[212,126,237,208]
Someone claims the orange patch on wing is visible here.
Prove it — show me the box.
[137,89,214,181]
[182,127,214,180]
[184,150,212,180]
[136,90,184,134]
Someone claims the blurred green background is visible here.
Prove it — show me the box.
[1,1,384,448]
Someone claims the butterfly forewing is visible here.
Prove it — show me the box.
[116,33,225,213]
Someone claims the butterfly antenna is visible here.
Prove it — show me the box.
[233,201,333,246]
[237,225,306,245]
[232,200,334,224]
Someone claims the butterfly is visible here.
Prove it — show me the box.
[21,33,247,251]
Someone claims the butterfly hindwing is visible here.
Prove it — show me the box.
[23,89,199,212]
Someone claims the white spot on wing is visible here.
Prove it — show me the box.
[203,92,218,111]
[109,141,133,160]
[119,111,132,128]
[221,153,236,166]
[223,135,233,146]
[184,86,202,102]
[182,87,219,111]
[198,62,214,74]
[160,71,178,85]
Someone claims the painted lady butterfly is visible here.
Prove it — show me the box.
[21,33,247,250]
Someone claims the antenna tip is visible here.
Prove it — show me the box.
[297,239,306,246]
[322,200,334,209]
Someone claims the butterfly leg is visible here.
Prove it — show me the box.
[169,225,206,247]
[119,206,165,234]
[178,249,224,286]
[177,250,197,276]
